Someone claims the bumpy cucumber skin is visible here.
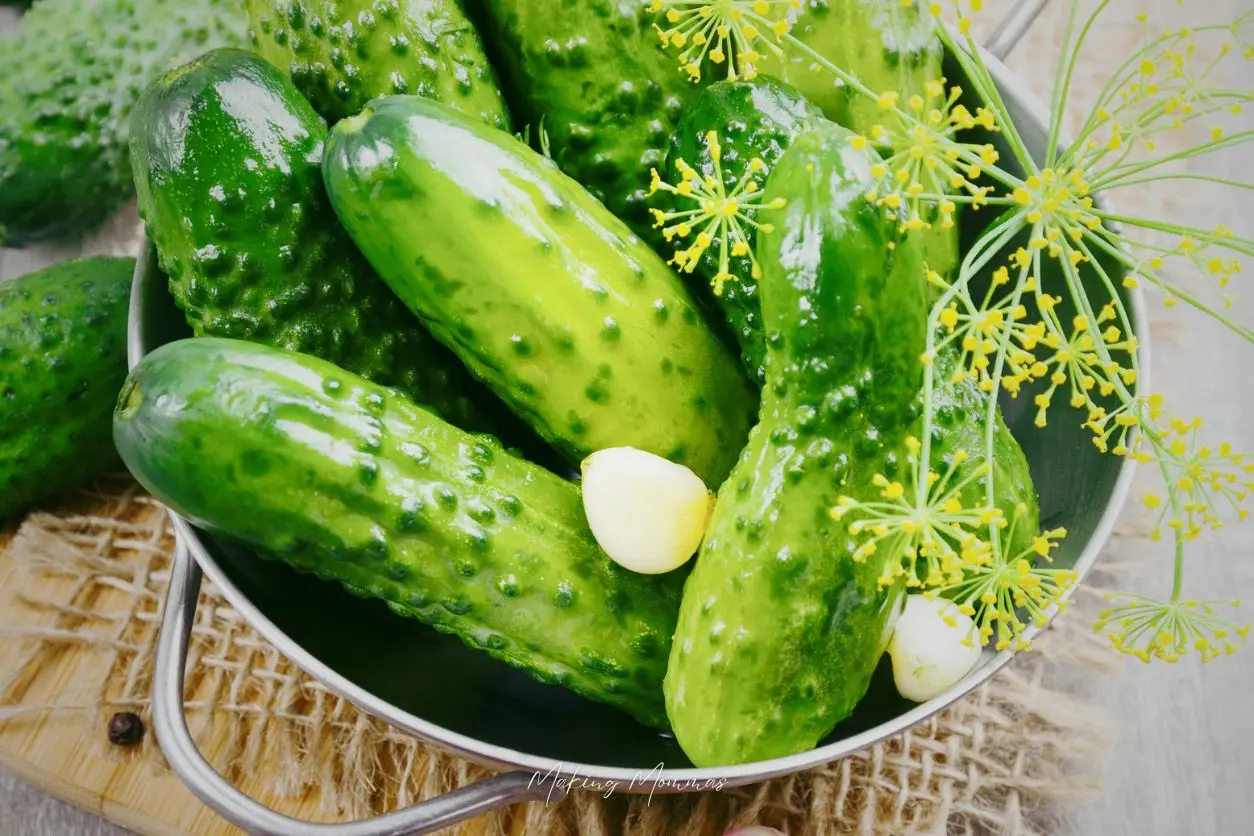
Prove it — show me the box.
[114,338,684,727]
[0,0,243,245]
[759,0,958,278]
[926,349,1040,556]
[0,258,132,519]
[665,79,825,386]
[470,0,695,244]
[665,125,928,767]
[323,96,756,486]
[246,0,510,128]
[129,49,516,438]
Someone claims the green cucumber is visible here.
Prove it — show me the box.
[245,0,510,127]
[323,95,757,485]
[114,337,684,727]
[0,0,244,245]
[664,78,825,385]
[469,0,697,242]
[760,0,957,277]
[1,257,132,519]
[666,77,980,393]
[130,49,526,442]
[927,348,1039,559]
[761,0,940,131]
[664,123,1037,766]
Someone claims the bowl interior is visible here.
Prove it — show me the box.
[131,58,1138,773]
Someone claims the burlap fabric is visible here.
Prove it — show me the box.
[0,476,1116,836]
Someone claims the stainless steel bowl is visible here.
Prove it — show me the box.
[133,8,1146,833]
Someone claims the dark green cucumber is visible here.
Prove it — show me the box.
[114,337,684,726]
[664,78,825,385]
[0,257,132,519]
[470,0,697,243]
[664,124,1037,766]
[129,49,524,441]
[246,0,510,127]
[0,0,244,245]
[323,95,756,486]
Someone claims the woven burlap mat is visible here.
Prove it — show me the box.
[0,477,1117,836]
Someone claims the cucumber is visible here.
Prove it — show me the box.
[130,49,527,442]
[761,0,940,132]
[469,0,698,243]
[666,77,977,390]
[663,124,1037,766]
[1,257,132,519]
[927,348,1039,559]
[323,95,757,486]
[664,78,825,386]
[245,0,510,127]
[114,337,684,727]
[763,0,957,277]
[0,0,244,245]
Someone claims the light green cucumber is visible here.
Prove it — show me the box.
[664,123,1037,767]
[323,95,757,486]
[114,337,686,727]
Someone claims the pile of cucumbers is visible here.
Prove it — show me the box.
[0,0,1041,767]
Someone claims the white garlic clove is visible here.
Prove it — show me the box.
[580,447,712,575]
[888,595,983,703]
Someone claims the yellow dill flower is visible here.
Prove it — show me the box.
[648,0,802,82]
[1096,595,1248,663]
[856,80,999,232]
[1129,399,1254,542]
[832,440,1001,590]
[648,131,786,295]
[930,508,1074,653]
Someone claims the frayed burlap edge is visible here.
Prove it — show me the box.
[0,479,1114,836]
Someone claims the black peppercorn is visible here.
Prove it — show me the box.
[107,712,144,746]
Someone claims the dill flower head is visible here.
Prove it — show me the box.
[1132,401,1254,543]
[832,437,1004,591]
[930,507,1074,653]
[648,0,801,82]
[849,79,1000,233]
[1096,595,1249,663]
[648,131,786,295]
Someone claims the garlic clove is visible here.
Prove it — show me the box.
[580,447,712,575]
[888,595,983,703]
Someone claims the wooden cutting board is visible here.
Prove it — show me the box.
[0,522,333,836]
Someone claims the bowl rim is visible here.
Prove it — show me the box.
[136,47,1149,788]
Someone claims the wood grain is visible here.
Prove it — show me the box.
[0,521,307,836]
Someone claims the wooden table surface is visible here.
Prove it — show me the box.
[2,1,1252,833]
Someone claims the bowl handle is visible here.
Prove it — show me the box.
[153,534,563,835]
[985,0,1051,61]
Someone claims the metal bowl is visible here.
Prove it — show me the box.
[133,11,1146,834]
